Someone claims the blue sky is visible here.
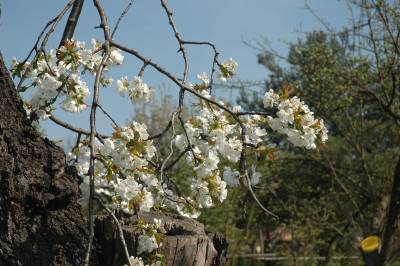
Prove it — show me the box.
[0,0,349,144]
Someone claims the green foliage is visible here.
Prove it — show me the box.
[134,1,400,264]
[204,1,400,263]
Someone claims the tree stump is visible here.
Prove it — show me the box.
[0,52,227,266]
[94,212,227,266]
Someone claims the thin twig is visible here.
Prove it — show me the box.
[244,171,278,219]
[111,0,134,39]
[41,0,76,50]
[98,103,119,128]
[182,41,220,91]
[159,112,178,183]
[178,116,198,166]
[321,149,366,227]
[94,196,133,266]
[137,61,149,77]
[163,146,191,172]
[237,111,272,116]
[73,133,82,163]
[110,41,243,125]
[147,120,172,140]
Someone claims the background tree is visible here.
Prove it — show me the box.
[199,0,400,265]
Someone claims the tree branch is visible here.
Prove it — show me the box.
[59,0,85,47]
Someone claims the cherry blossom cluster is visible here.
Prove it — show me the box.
[263,89,328,149]
[12,39,328,221]
[70,121,160,214]
[219,58,238,82]
[172,88,243,214]
[117,76,152,102]
[11,39,124,119]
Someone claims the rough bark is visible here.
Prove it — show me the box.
[0,53,227,265]
[0,53,90,265]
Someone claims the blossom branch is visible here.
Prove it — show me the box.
[109,39,288,218]
[182,41,220,91]
[17,0,75,91]
[109,41,243,125]
[12,0,329,245]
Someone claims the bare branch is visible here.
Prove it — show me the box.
[97,103,119,128]
[60,0,85,47]
[147,120,172,140]
[160,0,188,83]
[49,115,108,138]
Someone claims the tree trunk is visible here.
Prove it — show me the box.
[0,52,91,265]
[378,157,400,265]
[0,52,227,266]
[361,158,400,266]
